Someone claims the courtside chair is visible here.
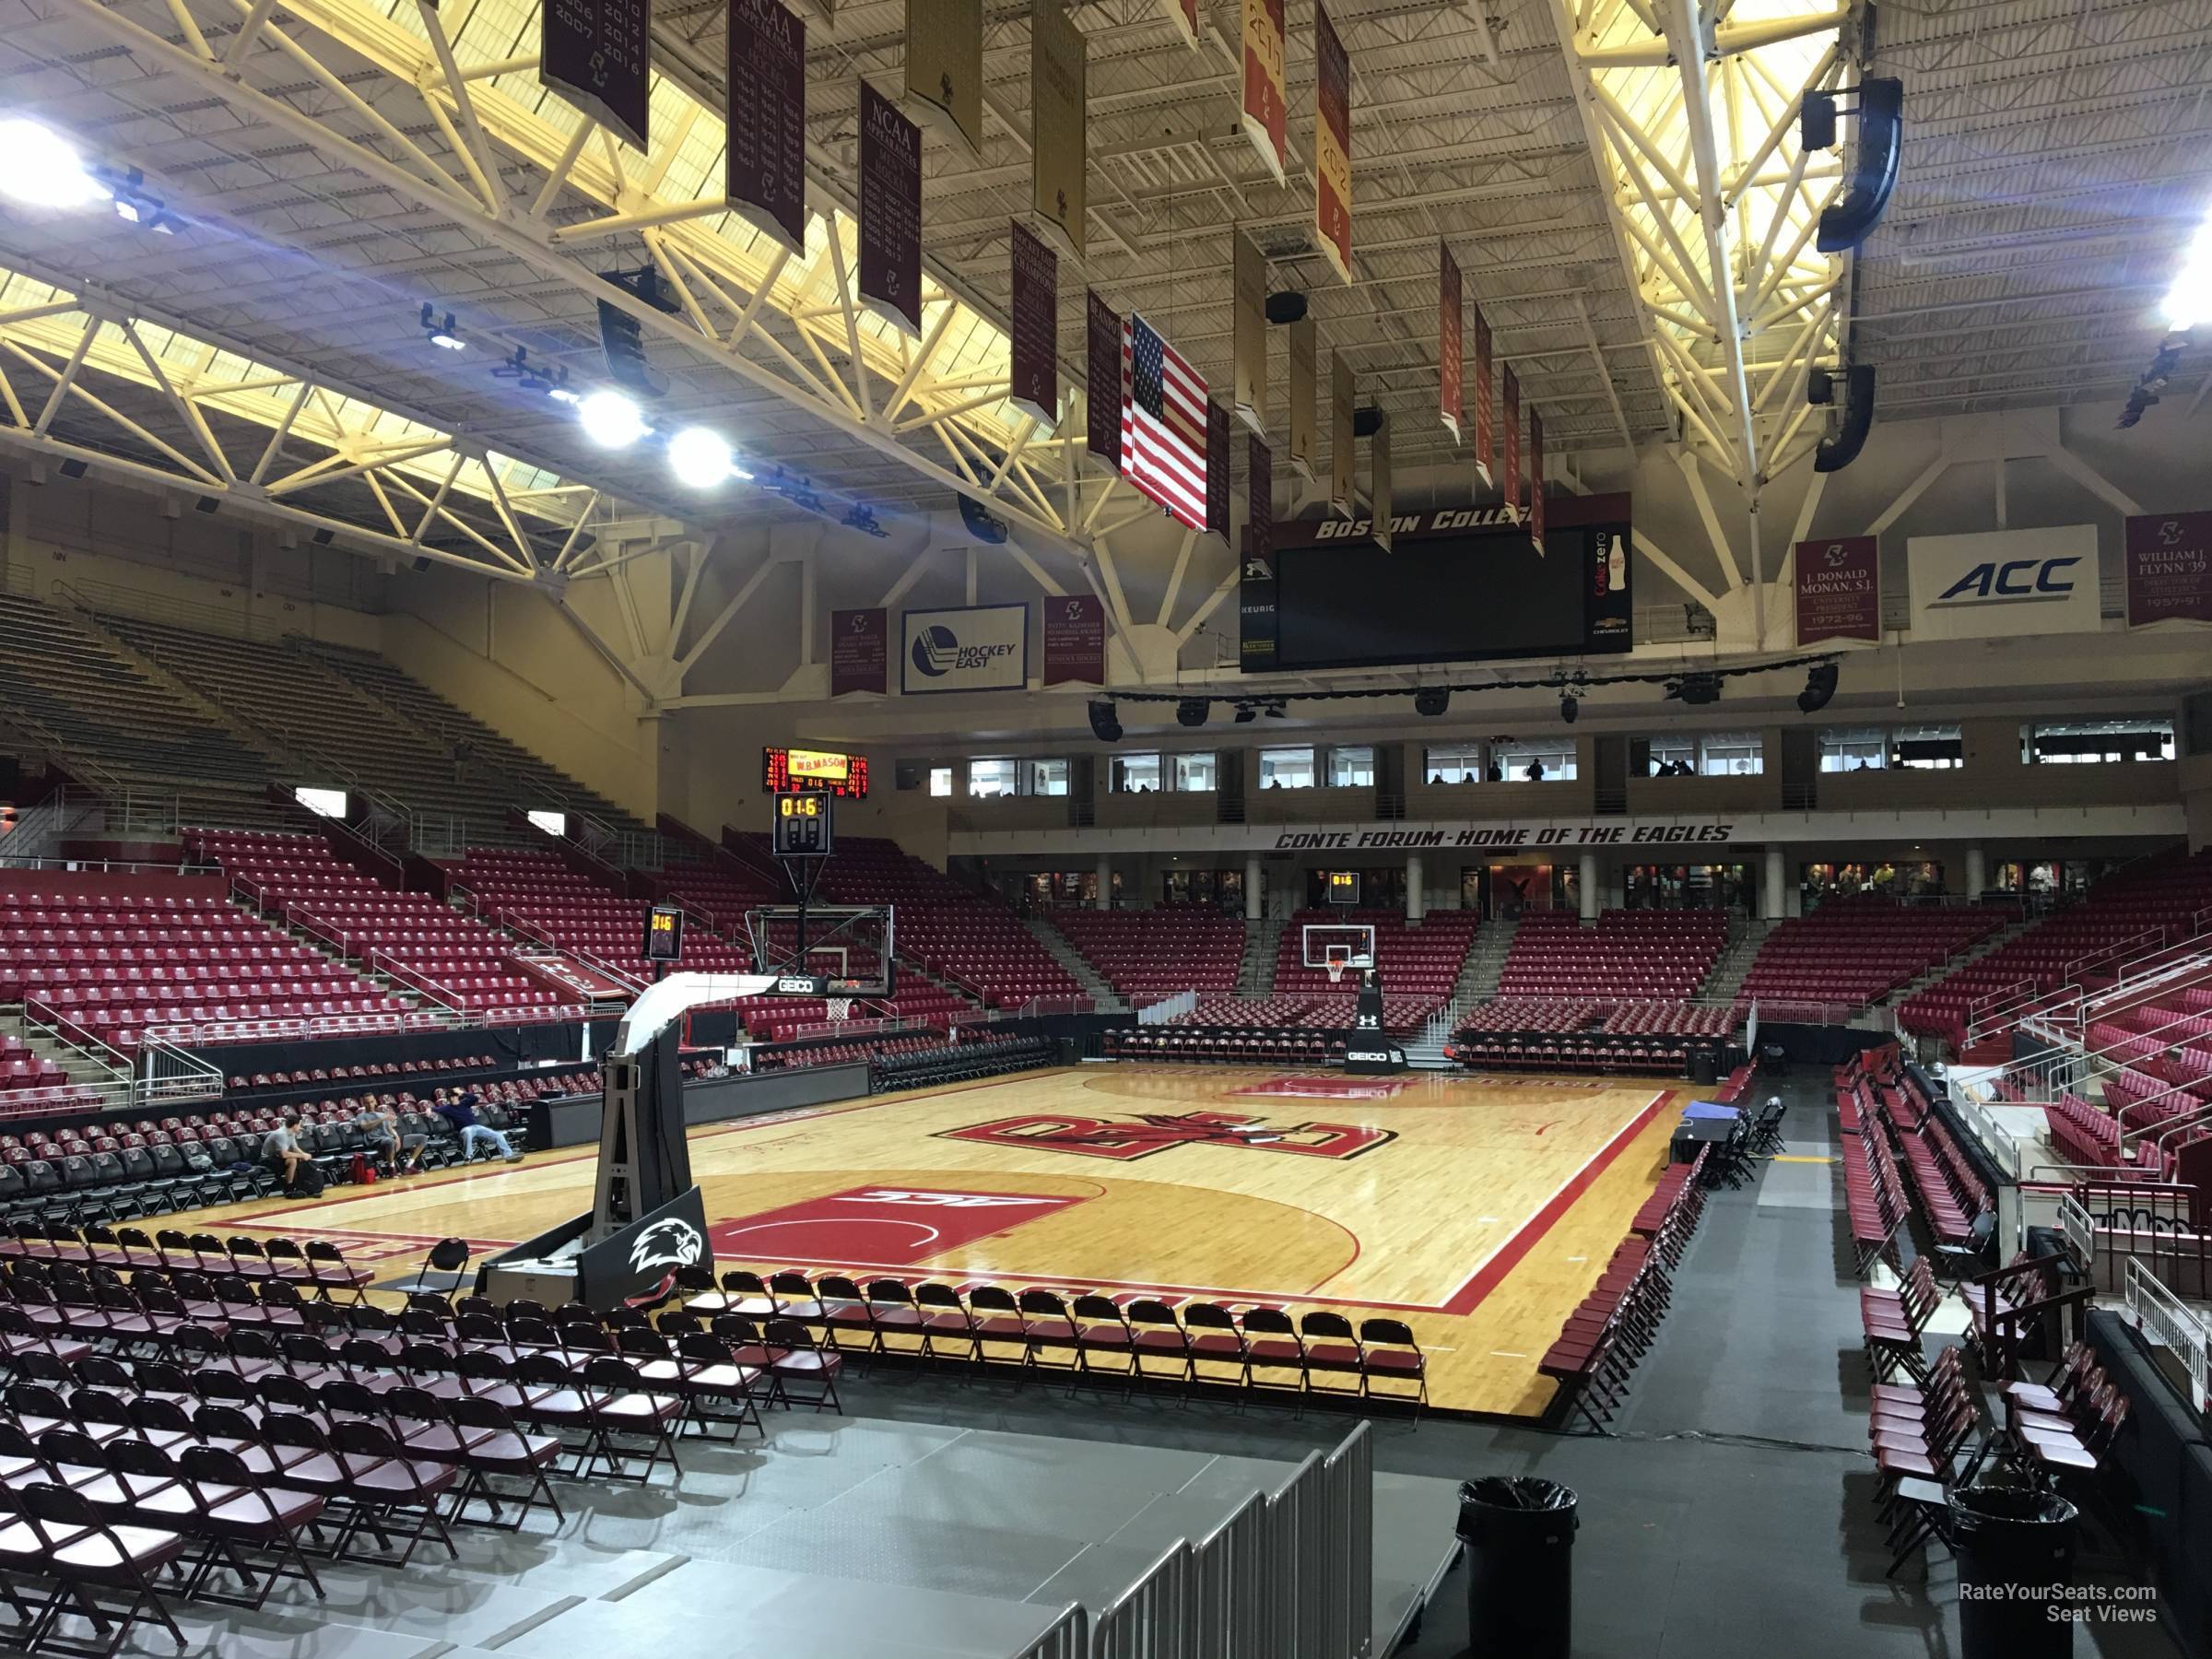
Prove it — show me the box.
[442,1394,568,1531]
[1125,1300,1197,1395]
[912,1282,982,1367]
[1070,1295,1137,1391]
[863,1279,929,1358]
[1178,1302,1253,1394]
[762,1318,844,1412]
[1358,1319,1429,1415]
[577,1355,686,1481]
[1298,1312,1368,1400]
[1017,1289,1082,1381]
[964,1284,1030,1370]
[7,1479,188,1659]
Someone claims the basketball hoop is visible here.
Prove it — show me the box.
[826,997,853,1022]
[1324,958,1347,987]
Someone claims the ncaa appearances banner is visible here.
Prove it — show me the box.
[1042,594,1106,685]
[541,0,652,152]
[1008,221,1058,428]
[1086,290,1122,475]
[858,82,924,338]
[830,607,888,696]
[901,604,1029,694]
[1908,526,2100,641]
[1794,535,1881,645]
[2124,511,2212,629]
[725,0,807,253]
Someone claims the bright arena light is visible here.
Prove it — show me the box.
[667,425,735,488]
[2164,219,2212,331]
[0,117,110,210]
[576,388,649,450]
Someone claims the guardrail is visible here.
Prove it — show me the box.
[2125,1256,2209,1414]
[1009,1606,1088,1659]
[135,1039,225,1108]
[2057,1194,2095,1277]
[1137,990,1196,1026]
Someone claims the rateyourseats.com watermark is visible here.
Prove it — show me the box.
[1960,1583,2161,1624]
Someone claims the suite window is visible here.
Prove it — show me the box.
[1892,725,1963,770]
[1646,736,1696,777]
[1424,744,1483,784]
[1025,759,1069,796]
[1496,740,1575,782]
[1818,729,1886,772]
[968,759,1017,798]
[1258,747,1316,790]
[1327,746,1375,788]
[1112,753,1162,794]
[1700,732,1764,776]
[2021,718,2175,765]
[928,766,953,797]
[1172,752,1217,793]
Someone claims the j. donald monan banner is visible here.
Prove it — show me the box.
[1794,535,1881,645]
[1041,594,1106,686]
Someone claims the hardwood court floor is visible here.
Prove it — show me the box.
[195,1065,1684,1418]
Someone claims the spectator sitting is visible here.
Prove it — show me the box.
[264,1112,314,1196]
[434,1088,520,1163]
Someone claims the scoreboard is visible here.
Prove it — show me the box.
[771,791,834,857]
[762,747,868,797]
[641,903,685,962]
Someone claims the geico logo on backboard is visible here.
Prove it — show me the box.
[936,1109,1394,1162]
[1931,557,2081,606]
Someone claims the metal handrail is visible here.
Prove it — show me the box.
[1006,1606,1088,1659]
[2124,1255,2209,1412]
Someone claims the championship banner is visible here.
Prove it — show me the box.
[1008,221,1058,428]
[1288,314,1317,482]
[1528,407,1544,552]
[1086,290,1122,474]
[901,603,1029,694]
[2124,511,2212,629]
[1247,432,1273,554]
[1240,0,1288,183]
[1472,303,1494,488]
[542,0,652,151]
[1907,526,2100,641]
[1206,398,1232,545]
[904,0,983,159]
[830,607,888,696]
[1314,5,1352,285]
[1439,244,1462,443]
[858,82,924,337]
[725,0,807,254]
[1030,0,1087,261]
[1329,352,1355,518]
[1042,594,1107,686]
[1231,230,1268,436]
[1501,362,1521,513]
[1371,417,1393,554]
[1793,535,1881,645]
[1163,0,1199,47]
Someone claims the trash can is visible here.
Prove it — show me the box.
[1457,1477,1576,1659]
[1950,1485,2077,1659]
[1688,1048,1718,1087]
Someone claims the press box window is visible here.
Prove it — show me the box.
[1327,746,1375,788]
[1495,741,1575,782]
[1172,752,1217,792]
[1819,729,1887,772]
[1423,744,1482,784]
[1112,753,1161,794]
[969,759,1017,798]
[1700,732,1764,776]
[928,767,953,797]
[2021,718,2175,765]
[1259,747,1315,789]
[1891,725,1963,770]
[1025,759,1069,796]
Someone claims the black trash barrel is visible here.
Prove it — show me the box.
[1951,1486,2077,1659]
[1457,1477,1576,1659]
[1688,1048,1719,1087]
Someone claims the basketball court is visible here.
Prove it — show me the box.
[192,1064,1682,1418]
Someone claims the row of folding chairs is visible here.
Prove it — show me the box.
[2,1223,371,1295]
[1843,1121,1910,1277]
[1629,1147,1711,1268]
[1537,1233,1677,1434]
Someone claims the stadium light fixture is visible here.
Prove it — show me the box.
[1233,704,1258,724]
[577,388,649,450]
[1413,687,1450,718]
[1088,700,1124,743]
[1176,698,1209,728]
[2163,218,2212,331]
[668,426,735,488]
[1797,662,1840,714]
[0,118,109,210]
[419,304,465,351]
[1559,691,1580,724]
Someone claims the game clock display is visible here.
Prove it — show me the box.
[772,791,834,857]
[641,904,685,963]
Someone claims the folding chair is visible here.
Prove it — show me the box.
[3,1480,187,1659]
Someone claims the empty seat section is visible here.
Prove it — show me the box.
[1738,898,2007,1009]
[1050,910,1245,997]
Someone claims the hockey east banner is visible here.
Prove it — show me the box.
[2124,510,2212,629]
[902,604,1028,693]
[1794,535,1881,645]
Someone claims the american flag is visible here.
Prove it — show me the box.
[1121,312,1209,531]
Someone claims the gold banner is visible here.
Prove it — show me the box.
[1371,415,1392,552]
[1231,231,1268,437]
[1240,0,1288,182]
[905,0,983,159]
[1288,314,1317,482]
[1030,0,1087,261]
[1314,4,1351,285]
[1330,351,1355,518]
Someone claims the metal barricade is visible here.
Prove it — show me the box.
[2124,1256,2209,1413]
[1092,1539,1190,1659]
[1009,1604,1088,1659]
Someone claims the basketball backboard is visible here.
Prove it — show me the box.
[1301,923,1376,974]
[743,904,896,997]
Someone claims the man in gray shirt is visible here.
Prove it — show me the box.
[264,1114,312,1195]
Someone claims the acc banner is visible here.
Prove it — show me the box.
[1042,594,1107,686]
[1439,245,1462,442]
[1030,0,1087,261]
[1794,535,1881,645]
[1472,303,1494,488]
[1288,315,1317,482]
[1241,0,1288,183]
[2124,511,2212,629]
[1206,399,1232,545]
[1247,432,1273,554]
[1231,231,1268,436]
[1008,221,1058,428]
[901,604,1028,694]
[1315,5,1352,284]
[541,0,652,152]
[1085,290,1122,474]
[1907,526,2100,641]
[1528,407,1544,552]
[1371,418,1393,554]
[858,82,924,337]
[1329,352,1355,519]
[905,0,983,159]
[830,608,888,696]
[725,0,807,253]
[1501,364,1521,513]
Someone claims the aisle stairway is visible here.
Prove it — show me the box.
[1700,920,1768,1001]
[1459,916,1516,1000]
[1238,917,1284,995]
[1022,915,1115,1004]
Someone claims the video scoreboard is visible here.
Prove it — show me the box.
[762,746,868,798]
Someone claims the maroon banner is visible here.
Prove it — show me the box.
[726,0,807,253]
[541,0,651,151]
[2124,511,2212,629]
[1793,535,1881,645]
[1206,398,1231,543]
[1313,4,1351,285]
[1472,303,1494,485]
[1008,220,1057,427]
[830,607,888,696]
[1042,593,1107,686]
[1246,432,1272,554]
[1528,406,1544,552]
[1439,244,1462,443]
[1086,289,1122,475]
[858,81,923,337]
[1501,363,1520,512]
